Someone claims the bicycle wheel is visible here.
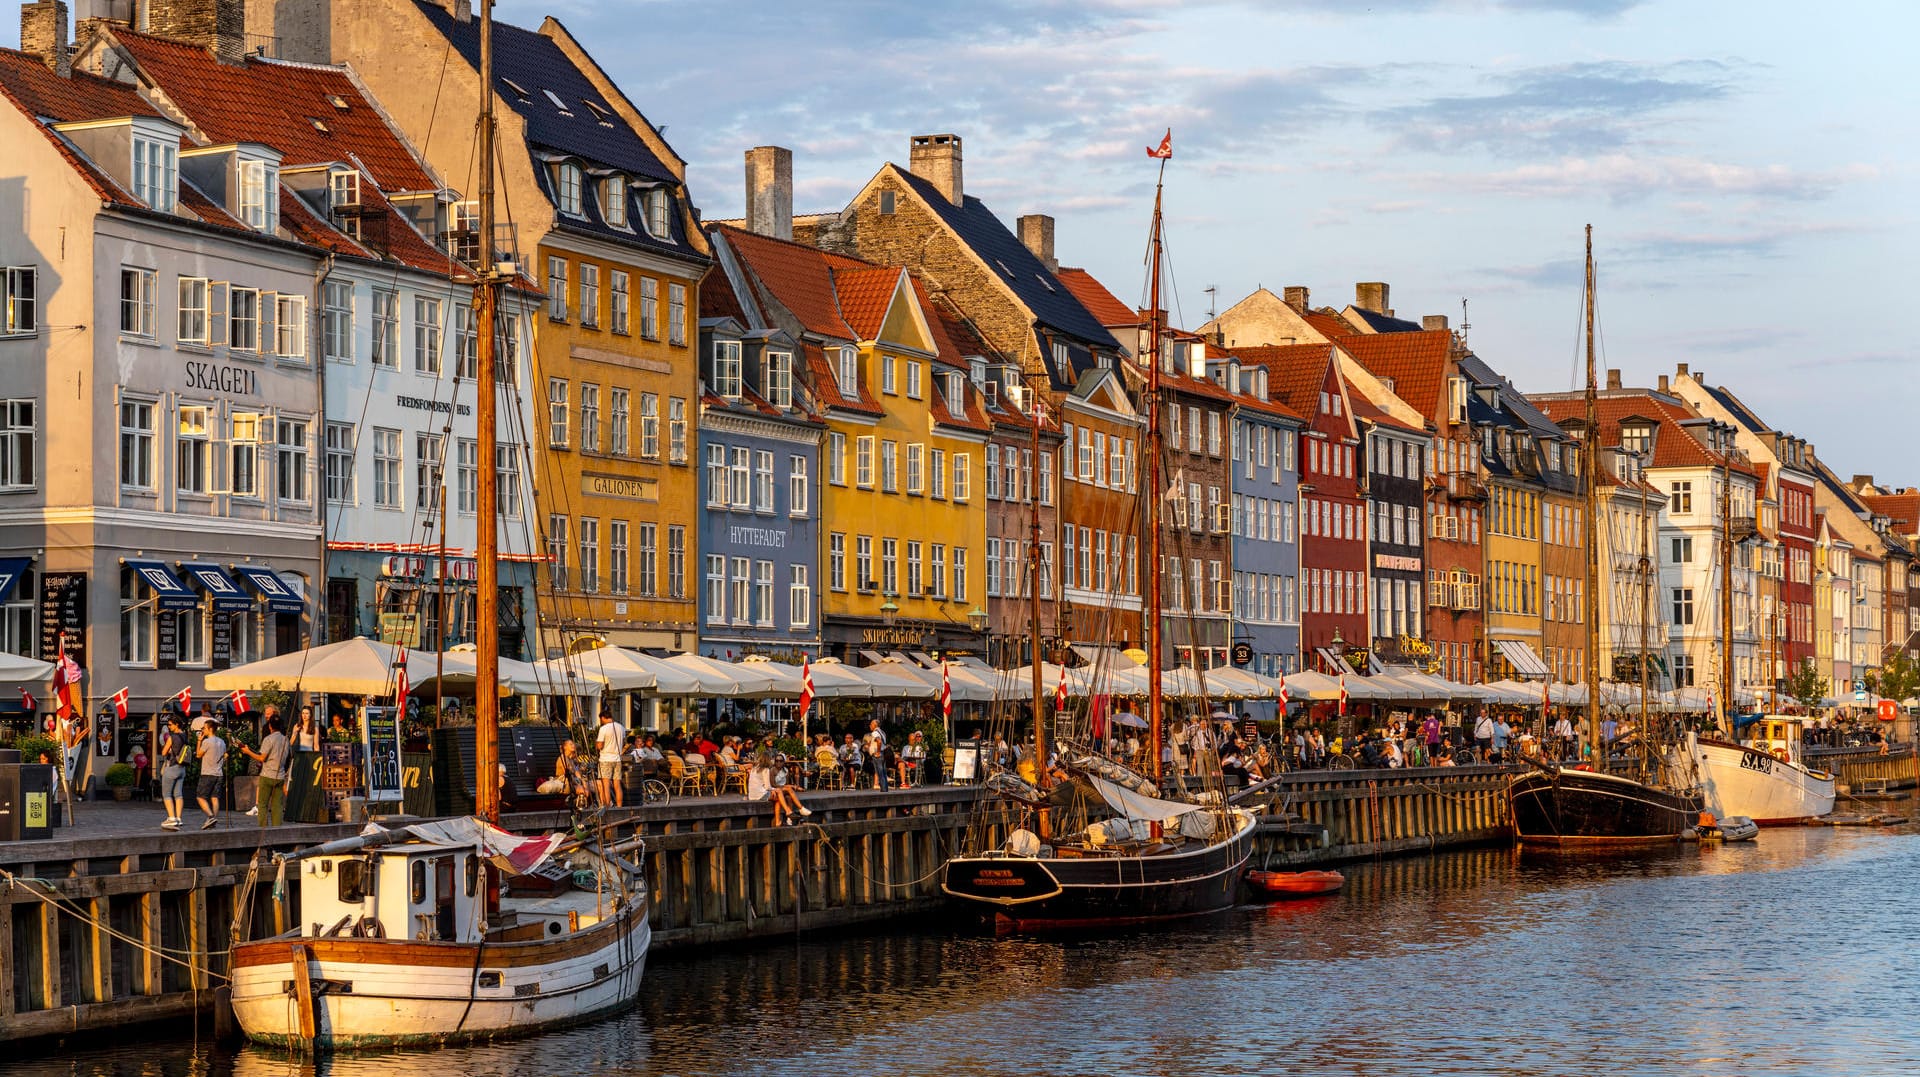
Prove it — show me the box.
[1326,753,1355,771]
[642,779,670,806]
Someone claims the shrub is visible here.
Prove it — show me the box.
[105,762,137,787]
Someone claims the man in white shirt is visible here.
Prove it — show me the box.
[595,712,626,808]
[864,720,890,791]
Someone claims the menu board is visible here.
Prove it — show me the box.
[156,612,178,669]
[211,615,232,669]
[361,705,404,804]
[37,573,87,667]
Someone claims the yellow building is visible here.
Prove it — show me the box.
[708,225,991,659]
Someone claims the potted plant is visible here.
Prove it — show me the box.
[105,762,137,801]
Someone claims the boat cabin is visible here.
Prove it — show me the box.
[1743,715,1813,766]
[297,846,483,943]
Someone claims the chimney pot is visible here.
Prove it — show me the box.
[743,145,793,241]
[20,0,71,77]
[1355,281,1389,314]
[1422,314,1448,332]
[1853,474,1874,489]
[909,133,964,205]
[1605,369,1622,390]
[1657,374,1670,393]
[1676,362,1690,378]
[1016,214,1056,274]
[1282,285,1309,314]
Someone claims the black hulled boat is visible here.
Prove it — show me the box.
[1507,765,1702,852]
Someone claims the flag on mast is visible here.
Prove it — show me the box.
[1054,674,1067,712]
[109,688,129,722]
[19,686,34,712]
[394,654,409,725]
[52,633,82,718]
[797,657,815,719]
[940,662,952,721]
[1146,129,1173,159]
[1338,673,1349,717]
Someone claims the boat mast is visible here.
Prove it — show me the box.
[472,0,501,823]
[1583,225,1601,760]
[1638,481,1651,745]
[1145,163,1167,784]
[1028,380,1047,793]
[1719,438,1735,733]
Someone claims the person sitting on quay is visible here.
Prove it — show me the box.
[899,731,927,787]
[1219,738,1252,784]
[746,749,811,825]
[1436,746,1458,767]
[837,733,864,788]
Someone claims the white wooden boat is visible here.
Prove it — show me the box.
[229,819,647,1049]
[1690,715,1835,825]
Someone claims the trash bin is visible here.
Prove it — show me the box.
[0,762,19,841]
[0,762,54,841]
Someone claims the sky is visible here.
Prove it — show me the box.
[13,1,1915,478]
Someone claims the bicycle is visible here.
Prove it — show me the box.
[639,777,670,806]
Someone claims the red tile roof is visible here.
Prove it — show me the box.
[830,266,903,340]
[1234,344,1337,419]
[711,223,869,341]
[699,265,746,322]
[1329,330,1453,424]
[1347,388,1423,434]
[0,47,161,206]
[1864,492,1920,535]
[1056,267,1138,328]
[1532,393,1754,474]
[104,29,438,193]
[1304,311,1352,341]
[798,341,880,416]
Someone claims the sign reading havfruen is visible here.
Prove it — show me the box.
[1374,554,1422,572]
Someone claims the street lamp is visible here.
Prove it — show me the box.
[879,599,900,627]
[966,606,988,632]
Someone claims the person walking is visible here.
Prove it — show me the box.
[595,711,627,808]
[239,715,291,826]
[192,716,227,829]
[157,714,191,829]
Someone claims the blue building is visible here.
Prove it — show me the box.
[1214,356,1304,710]
[695,317,823,659]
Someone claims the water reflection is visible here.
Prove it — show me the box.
[19,826,1920,1077]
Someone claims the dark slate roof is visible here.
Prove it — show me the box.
[1458,352,1567,440]
[1347,307,1424,334]
[1699,382,1772,434]
[891,167,1120,353]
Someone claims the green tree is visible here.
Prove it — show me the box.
[1870,652,1920,704]
[1785,658,1829,710]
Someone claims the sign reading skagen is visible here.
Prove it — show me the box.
[583,473,660,502]
[729,526,788,549]
[184,359,257,396]
[1374,554,1422,572]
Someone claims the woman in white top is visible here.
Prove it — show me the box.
[746,750,810,825]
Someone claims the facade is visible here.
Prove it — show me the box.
[333,0,710,655]
[979,370,1064,668]
[0,34,321,718]
[1216,359,1302,682]
[1590,446,1666,687]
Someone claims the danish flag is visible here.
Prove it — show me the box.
[393,655,409,724]
[1054,675,1067,712]
[109,688,129,722]
[19,687,33,712]
[228,689,249,715]
[939,662,952,721]
[1275,668,1288,706]
[1338,673,1349,717]
[173,686,192,713]
[797,657,815,718]
[1146,129,1173,159]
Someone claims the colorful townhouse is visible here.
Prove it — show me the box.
[334,0,710,656]
[706,223,990,661]
[1212,355,1303,683]
[1341,364,1432,673]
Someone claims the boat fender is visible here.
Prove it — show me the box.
[1772,748,1790,762]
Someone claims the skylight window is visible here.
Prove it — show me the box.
[500,77,530,100]
[1036,274,1055,292]
[327,94,350,111]
[994,260,1014,279]
[308,117,331,135]
[582,100,615,126]
[542,89,573,116]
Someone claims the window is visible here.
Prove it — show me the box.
[610,270,630,334]
[323,281,353,362]
[639,277,658,338]
[731,557,750,623]
[603,176,628,228]
[578,264,599,328]
[228,287,259,352]
[1671,536,1692,564]
[790,456,809,516]
[324,422,355,503]
[881,440,898,492]
[496,445,522,518]
[986,445,1002,500]
[646,188,671,238]
[580,383,600,453]
[547,378,570,447]
[456,438,478,513]
[765,351,793,408]
[555,162,584,216]
[237,159,278,232]
[411,296,442,373]
[953,454,970,501]
[132,136,178,212]
[119,267,155,337]
[906,361,923,400]
[276,419,309,502]
[931,449,947,499]
[830,533,846,591]
[881,356,897,395]
[713,340,743,397]
[668,283,687,346]
[1670,481,1692,514]
[755,451,775,512]
[275,294,306,359]
[705,555,726,622]
[906,541,923,595]
[856,436,875,488]
[547,257,569,321]
[329,168,360,209]
[371,288,398,367]
[837,347,859,397]
[945,371,966,419]
[856,536,873,590]
[930,544,947,597]
[987,539,1002,597]
[120,567,154,666]
[828,433,847,485]
[119,400,154,490]
[175,274,207,341]
[953,547,967,602]
[415,433,444,512]
[372,428,401,508]
[605,387,630,456]
[1671,587,1694,627]
[789,565,811,628]
[881,538,898,594]
[754,561,774,625]
[578,517,600,593]
[548,514,570,590]
[1672,653,1695,689]
[0,401,32,489]
[637,523,657,596]
[229,414,261,498]
[706,444,730,506]
[907,443,925,495]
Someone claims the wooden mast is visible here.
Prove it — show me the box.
[472,0,501,823]
[1583,225,1602,761]
[1028,377,1048,797]
[1145,163,1167,784]
[1719,433,1736,733]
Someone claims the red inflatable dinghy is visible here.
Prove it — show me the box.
[1245,869,1345,899]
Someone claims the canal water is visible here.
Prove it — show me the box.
[18,826,1920,1077]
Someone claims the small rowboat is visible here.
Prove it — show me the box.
[1245,869,1344,899]
[1696,814,1759,843]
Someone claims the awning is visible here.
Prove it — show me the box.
[124,559,199,611]
[857,649,890,667]
[1493,639,1552,679]
[179,563,253,612]
[233,564,305,614]
[0,557,30,603]
[1314,647,1358,675]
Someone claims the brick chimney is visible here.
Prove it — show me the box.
[1422,314,1448,332]
[1355,281,1390,315]
[20,1,71,77]
[1606,368,1622,390]
[1676,362,1690,379]
[743,145,792,241]
[909,133,963,205]
[1282,286,1309,313]
[1853,474,1875,490]
[1017,214,1056,273]
[144,0,245,63]
[1657,374,1670,393]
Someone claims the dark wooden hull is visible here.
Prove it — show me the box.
[1507,768,1702,853]
[941,814,1256,930]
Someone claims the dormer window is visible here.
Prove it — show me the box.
[132,135,178,213]
[764,350,792,408]
[1621,422,1652,456]
[555,163,584,216]
[945,372,966,420]
[644,188,670,238]
[330,170,360,210]
[712,340,742,399]
[603,176,628,228]
[238,159,278,233]
[836,346,859,398]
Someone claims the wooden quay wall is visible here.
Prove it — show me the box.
[1246,764,1515,867]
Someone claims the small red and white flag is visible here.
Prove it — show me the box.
[53,634,82,718]
[228,689,250,714]
[1275,669,1288,706]
[1146,128,1173,159]
[109,688,129,722]
[173,686,192,712]
[19,687,34,712]
[1338,673,1349,717]
[393,656,409,724]
[1054,674,1068,712]
[940,662,953,721]
[797,657,815,718]
[1541,677,1552,719]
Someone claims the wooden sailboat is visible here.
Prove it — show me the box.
[1507,227,1703,852]
[228,0,647,1047]
[940,134,1257,928]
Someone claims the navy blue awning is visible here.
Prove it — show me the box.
[179,563,253,612]
[125,560,198,611]
[0,557,30,603]
[233,564,304,614]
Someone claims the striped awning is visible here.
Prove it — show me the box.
[1493,639,1552,679]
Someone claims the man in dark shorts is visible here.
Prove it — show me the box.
[193,716,227,828]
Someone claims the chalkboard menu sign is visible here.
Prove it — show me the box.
[211,615,232,669]
[360,705,403,804]
[38,573,86,667]
[156,612,178,669]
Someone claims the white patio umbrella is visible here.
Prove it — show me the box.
[1272,670,1346,701]
[761,657,875,699]
[0,651,54,682]
[666,653,782,698]
[732,656,806,696]
[557,646,704,695]
[203,637,436,695]
[1196,667,1278,700]
[420,648,589,696]
[997,662,1081,697]
[853,661,938,699]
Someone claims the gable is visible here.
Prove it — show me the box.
[874,276,933,353]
